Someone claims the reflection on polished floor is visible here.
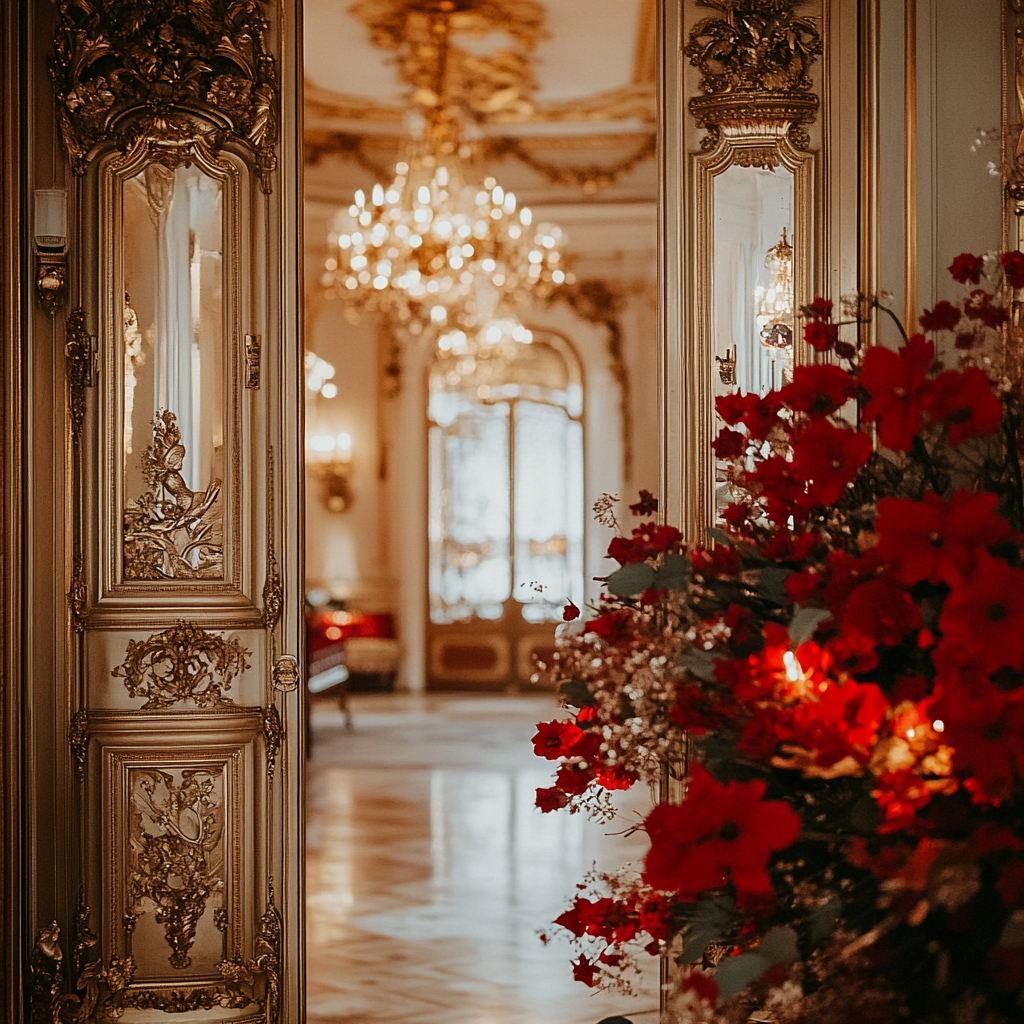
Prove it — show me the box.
[306,693,660,1024]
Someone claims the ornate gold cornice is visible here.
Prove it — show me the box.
[49,0,279,191]
[686,0,822,160]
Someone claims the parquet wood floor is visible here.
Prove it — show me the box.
[306,693,660,1023]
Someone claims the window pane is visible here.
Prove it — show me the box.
[514,402,584,622]
[429,396,511,623]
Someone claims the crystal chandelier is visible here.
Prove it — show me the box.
[321,6,569,340]
[754,227,795,356]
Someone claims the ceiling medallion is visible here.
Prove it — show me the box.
[49,0,279,191]
[687,0,822,161]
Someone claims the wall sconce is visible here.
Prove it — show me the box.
[307,431,354,512]
[35,189,68,316]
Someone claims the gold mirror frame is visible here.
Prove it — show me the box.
[92,134,254,619]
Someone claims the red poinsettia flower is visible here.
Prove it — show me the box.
[861,333,934,451]
[571,953,602,987]
[1004,250,1024,289]
[949,252,985,285]
[963,289,1008,329]
[532,719,585,760]
[937,553,1024,676]
[642,764,801,896]
[790,419,873,506]
[779,363,858,418]
[874,489,1015,587]
[922,367,1002,446]
[919,300,962,333]
[535,787,569,813]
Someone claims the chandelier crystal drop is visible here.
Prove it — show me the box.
[754,227,795,354]
[325,139,568,336]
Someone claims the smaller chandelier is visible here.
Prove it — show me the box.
[754,227,795,354]
[324,140,567,337]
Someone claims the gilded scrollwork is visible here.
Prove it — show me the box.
[69,711,89,782]
[111,620,250,709]
[262,704,282,780]
[217,881,281,1024]
[49,0,279,191]
[69,556,87,633]
[30,921,63,1023]
[128,767,225,970]
[123,410,224,581]
[65,307,94,440]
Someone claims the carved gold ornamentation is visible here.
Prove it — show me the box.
[217,881,281,1024]
[65,307,94,440]
[69,711,89,782]
[49,0,279,191]
[123,410,224,581]
[272,655,299,693]
[244,334,261,389]
[262,705,282,779]
[111,620,250,709]
[686,0,822,158]
[69,556,87,633]
[263,447,283,628]
[37,253,69,316]
[30,921,63,1023]
[128,767,225,970]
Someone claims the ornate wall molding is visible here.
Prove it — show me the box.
[49,0,279,192]
[111,621,250,709]
[686,0,822,161]
[123,411,224,581]
[217,881,281,1024]
[263,448,283,629]
[262,705,282,780]
[65,307,93,441]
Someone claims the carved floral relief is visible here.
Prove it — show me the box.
[128,767,225,969]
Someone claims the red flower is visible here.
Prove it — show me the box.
[875,490,1014,587]
[741,394,786,440]
[949,252,985,284]
[871,769,935,834]
[671,684,733,735]
[919,300,962,333]
[964,289,1007,328]
[555,762,596,796]
[716,391,758,426]
[535,787,569,813]
[532,720,585,760]
[642,764,801,895]
[571,953,602,987]
[1004,249,1024,289]
[746,454,805,524]
[595,763,639,790]
[681,970,719,1007]
[713,426,747,460]
[861,333,934,451]
[804,297,834,320]
[639,895,675,941]
[779,363,858,418]
[789,678,889,769]
[804,320,839,353]
[937,553,1024,676]
[922,367,1002,446]
[841,575,921,647]
[606,523,684,565]
[630,489,659,516]
[790,419,873,506]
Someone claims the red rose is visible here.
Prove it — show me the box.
[779,363,858,418]
[532,719,585,760]
[919,300,962,333]
[922,367,1002,446]
[861,333,934,451]
[1003,249,1024,289]
[949,252,985,284]
[790,419,873,506]
[642,764,801,895]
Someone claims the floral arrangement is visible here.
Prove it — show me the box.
[533,252,1024,1023]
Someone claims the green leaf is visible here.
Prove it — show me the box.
[653,553,690,591]
[707,528,735,547]
[757,926,799,966]
[678,895,736,963]
[808,897,840,944]
[755,565,792,604]
[714,952,769,999]
[558,680,596,708]
[788,605,832,645]
[679,646,723,682]
[605,561,656,597]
